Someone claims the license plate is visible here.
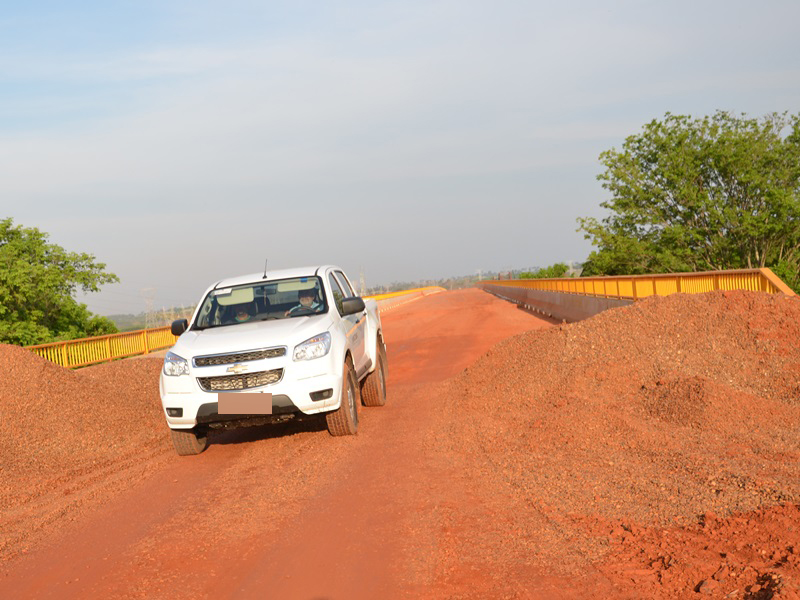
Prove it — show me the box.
[218,392,273,415]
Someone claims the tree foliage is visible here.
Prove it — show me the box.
[0,218,119,345]
[578,111,800,288]
[519,263,571,279]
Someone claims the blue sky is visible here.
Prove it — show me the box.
[2,0,799,315]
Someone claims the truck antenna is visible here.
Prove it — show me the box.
[262,259,268,279]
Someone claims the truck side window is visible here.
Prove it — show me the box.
[334,271,355,297]
[328,274,345,315]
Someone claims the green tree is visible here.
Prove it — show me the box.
[0,218,119,345]
[578,111,800,288]
[519,263,571,279]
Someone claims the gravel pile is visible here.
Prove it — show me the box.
[438,290,800,596]
[0,348,169,559]
[0,347,167,475]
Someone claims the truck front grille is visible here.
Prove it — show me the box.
[197,368,283,391]
[193,347,286,367]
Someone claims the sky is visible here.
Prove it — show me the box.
[2,0,799,315]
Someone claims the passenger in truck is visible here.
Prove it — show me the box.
[228,302,255,323]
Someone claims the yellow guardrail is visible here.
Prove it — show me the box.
[366,286,446,301]
[26,286,447,369]
[27,326,178,369]
[481,268,795,299]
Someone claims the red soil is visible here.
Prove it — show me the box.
[1,288,799,599]
[0,348,169,562]
[435,290,800,598]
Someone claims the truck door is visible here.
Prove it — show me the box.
[328,271,367,375]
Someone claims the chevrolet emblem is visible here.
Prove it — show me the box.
[226,363,249,374]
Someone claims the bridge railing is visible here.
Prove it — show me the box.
[25,287,445,369]
[481,268,795,299]
[27,326,178,369]
[479,268,795,324]
[367,286,444,301]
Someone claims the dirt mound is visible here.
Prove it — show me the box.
[0,345,170,560]
[436,290,800,594]
[450,290,800,522]
[0,346,167,476]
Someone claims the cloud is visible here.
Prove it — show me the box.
[2,0,799,313]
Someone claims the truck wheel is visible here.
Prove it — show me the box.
[361,340,387,407]
[170,428,209,456]
[326,358,359,436]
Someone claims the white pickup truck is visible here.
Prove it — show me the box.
[160,265,387,455]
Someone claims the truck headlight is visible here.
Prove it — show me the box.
[293,332,331,361]
[163,351,190,376]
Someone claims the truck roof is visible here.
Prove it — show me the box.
[213,265,338,289]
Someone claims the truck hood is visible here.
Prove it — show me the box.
[172,315,333,358]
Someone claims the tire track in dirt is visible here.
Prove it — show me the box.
[0,441,172,561]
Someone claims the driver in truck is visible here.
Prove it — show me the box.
[285,288,322,316]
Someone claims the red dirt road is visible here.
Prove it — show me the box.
[1,288,550,599]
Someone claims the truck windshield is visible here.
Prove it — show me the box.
[193,276,327,329]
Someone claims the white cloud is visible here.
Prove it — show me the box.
[2,0,799,313]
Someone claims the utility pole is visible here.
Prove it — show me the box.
[359,268,367,297]
[141,288,156,329]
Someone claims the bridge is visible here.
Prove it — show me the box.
[2,269,799,598]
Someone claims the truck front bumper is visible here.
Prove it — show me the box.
[160,355,344,430]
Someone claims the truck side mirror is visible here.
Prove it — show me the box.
[171,319,189,336]
[341,297,365,316]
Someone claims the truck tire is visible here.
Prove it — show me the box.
[326,358,359,436]
[361,340,387,407]
[170,428,209,456]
